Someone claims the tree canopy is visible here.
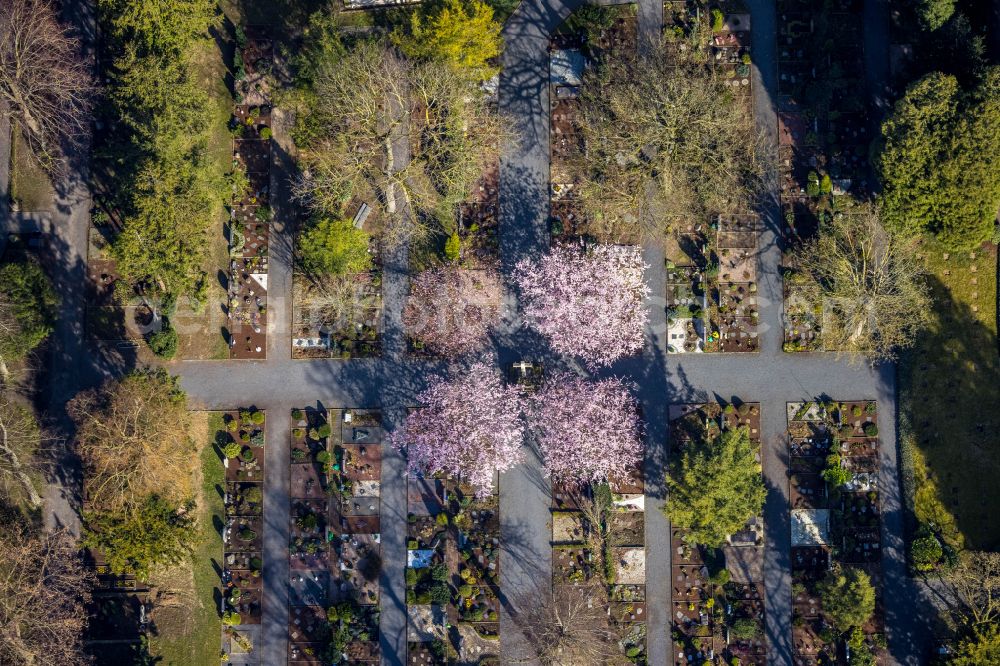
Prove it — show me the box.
[665,426,766,548]
[298,217,372,277]
[0,392,44,509]
[798,204,932,362]
[878,68,1000,250]
[393,0,503,81]
[294,41,506,246]
[816,565,876,632]
[916,0,955,31]
[577,45,766,239]
[97,0,228,300]
[0,524,94,666]
[70,369,195,512]
[950,624,1000,665]
[403,266,503,357]
[0,260,58,375]
[83,494,197,578]
[0,0,96,171]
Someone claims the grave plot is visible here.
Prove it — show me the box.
[548,5,639,246]
[234,27,274,107]
[82,554,150,663]
[288,408,382,665]
[787,401,887,665]
[405,475,501,664]
[667,215,760,353]
[548,464,649,664]
[227,103,272,360]
[668,402,766,666]
[292,202,384,359]
[221,409,266,666]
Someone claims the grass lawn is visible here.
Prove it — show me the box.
[147,413,226,664]
[9,127,55,212]
[899,239,999,549]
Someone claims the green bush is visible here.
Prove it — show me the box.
[147,323,178,359]
[429,583,450,605]
[911,533,943,571]
[730,617,760,640]
[245,486,263,505]
[444,231,461,262]
[317,423,332,438]
[260,127,272,140]
[435,512,449,527]
[710,8,725,31]
[223,442,242,459]
[458,584,473,597]
[316,450,332,464]
[251,410,265,425]
[222,611,241,626]
[431,563,449,582]
[240,447,254,462]
[291,408,304,421]
[864,423,879,437]
[405,568,418,586]
[407,539,418,550]
[298,217,372,276]
[626,646,642,658]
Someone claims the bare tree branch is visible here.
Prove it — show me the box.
[0,0,95,172]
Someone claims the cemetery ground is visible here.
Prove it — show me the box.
[776,0,872,353]
[669,402,767,666]
[288,407,383,664]
[787,400,886,664]
[85,37,234,361]
[899,241,1000,550]
[551,466,648,663]
[406,475,501,664]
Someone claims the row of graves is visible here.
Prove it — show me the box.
[548,5,638,244]
[669,402,767,666]
[405,473,501,664]
[551,468,649,663]
[227,27,274,360]
[665,214,761,353]
[787,401,887,665]
[288,407,383,664]
[663,4,759,354]
[221,409,267,665]
[776,0,871,352]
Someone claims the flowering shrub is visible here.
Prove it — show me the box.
[530,373,643,485]
[403,266,503,357]
[514,244,649,367]
[390,363,524,496]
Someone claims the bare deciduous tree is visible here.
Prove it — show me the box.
[0,525,94,666]
[295,41,508,247]
[69,369,195,512]
[0,392,46,508]
[577,43,768,240]
[511,582,621,665]
[0,0,95,171]
[800,204,932,362]
[941,551,1000,630]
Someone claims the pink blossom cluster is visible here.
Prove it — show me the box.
[514,243,650,367]
[389,362,524,497]
[529,373,643,486]
[403,266,503,357]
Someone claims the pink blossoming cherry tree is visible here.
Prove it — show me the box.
[530,373,643,486]
[403,266,503,357]
[389,363,525,497]
[514,243,650,367]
